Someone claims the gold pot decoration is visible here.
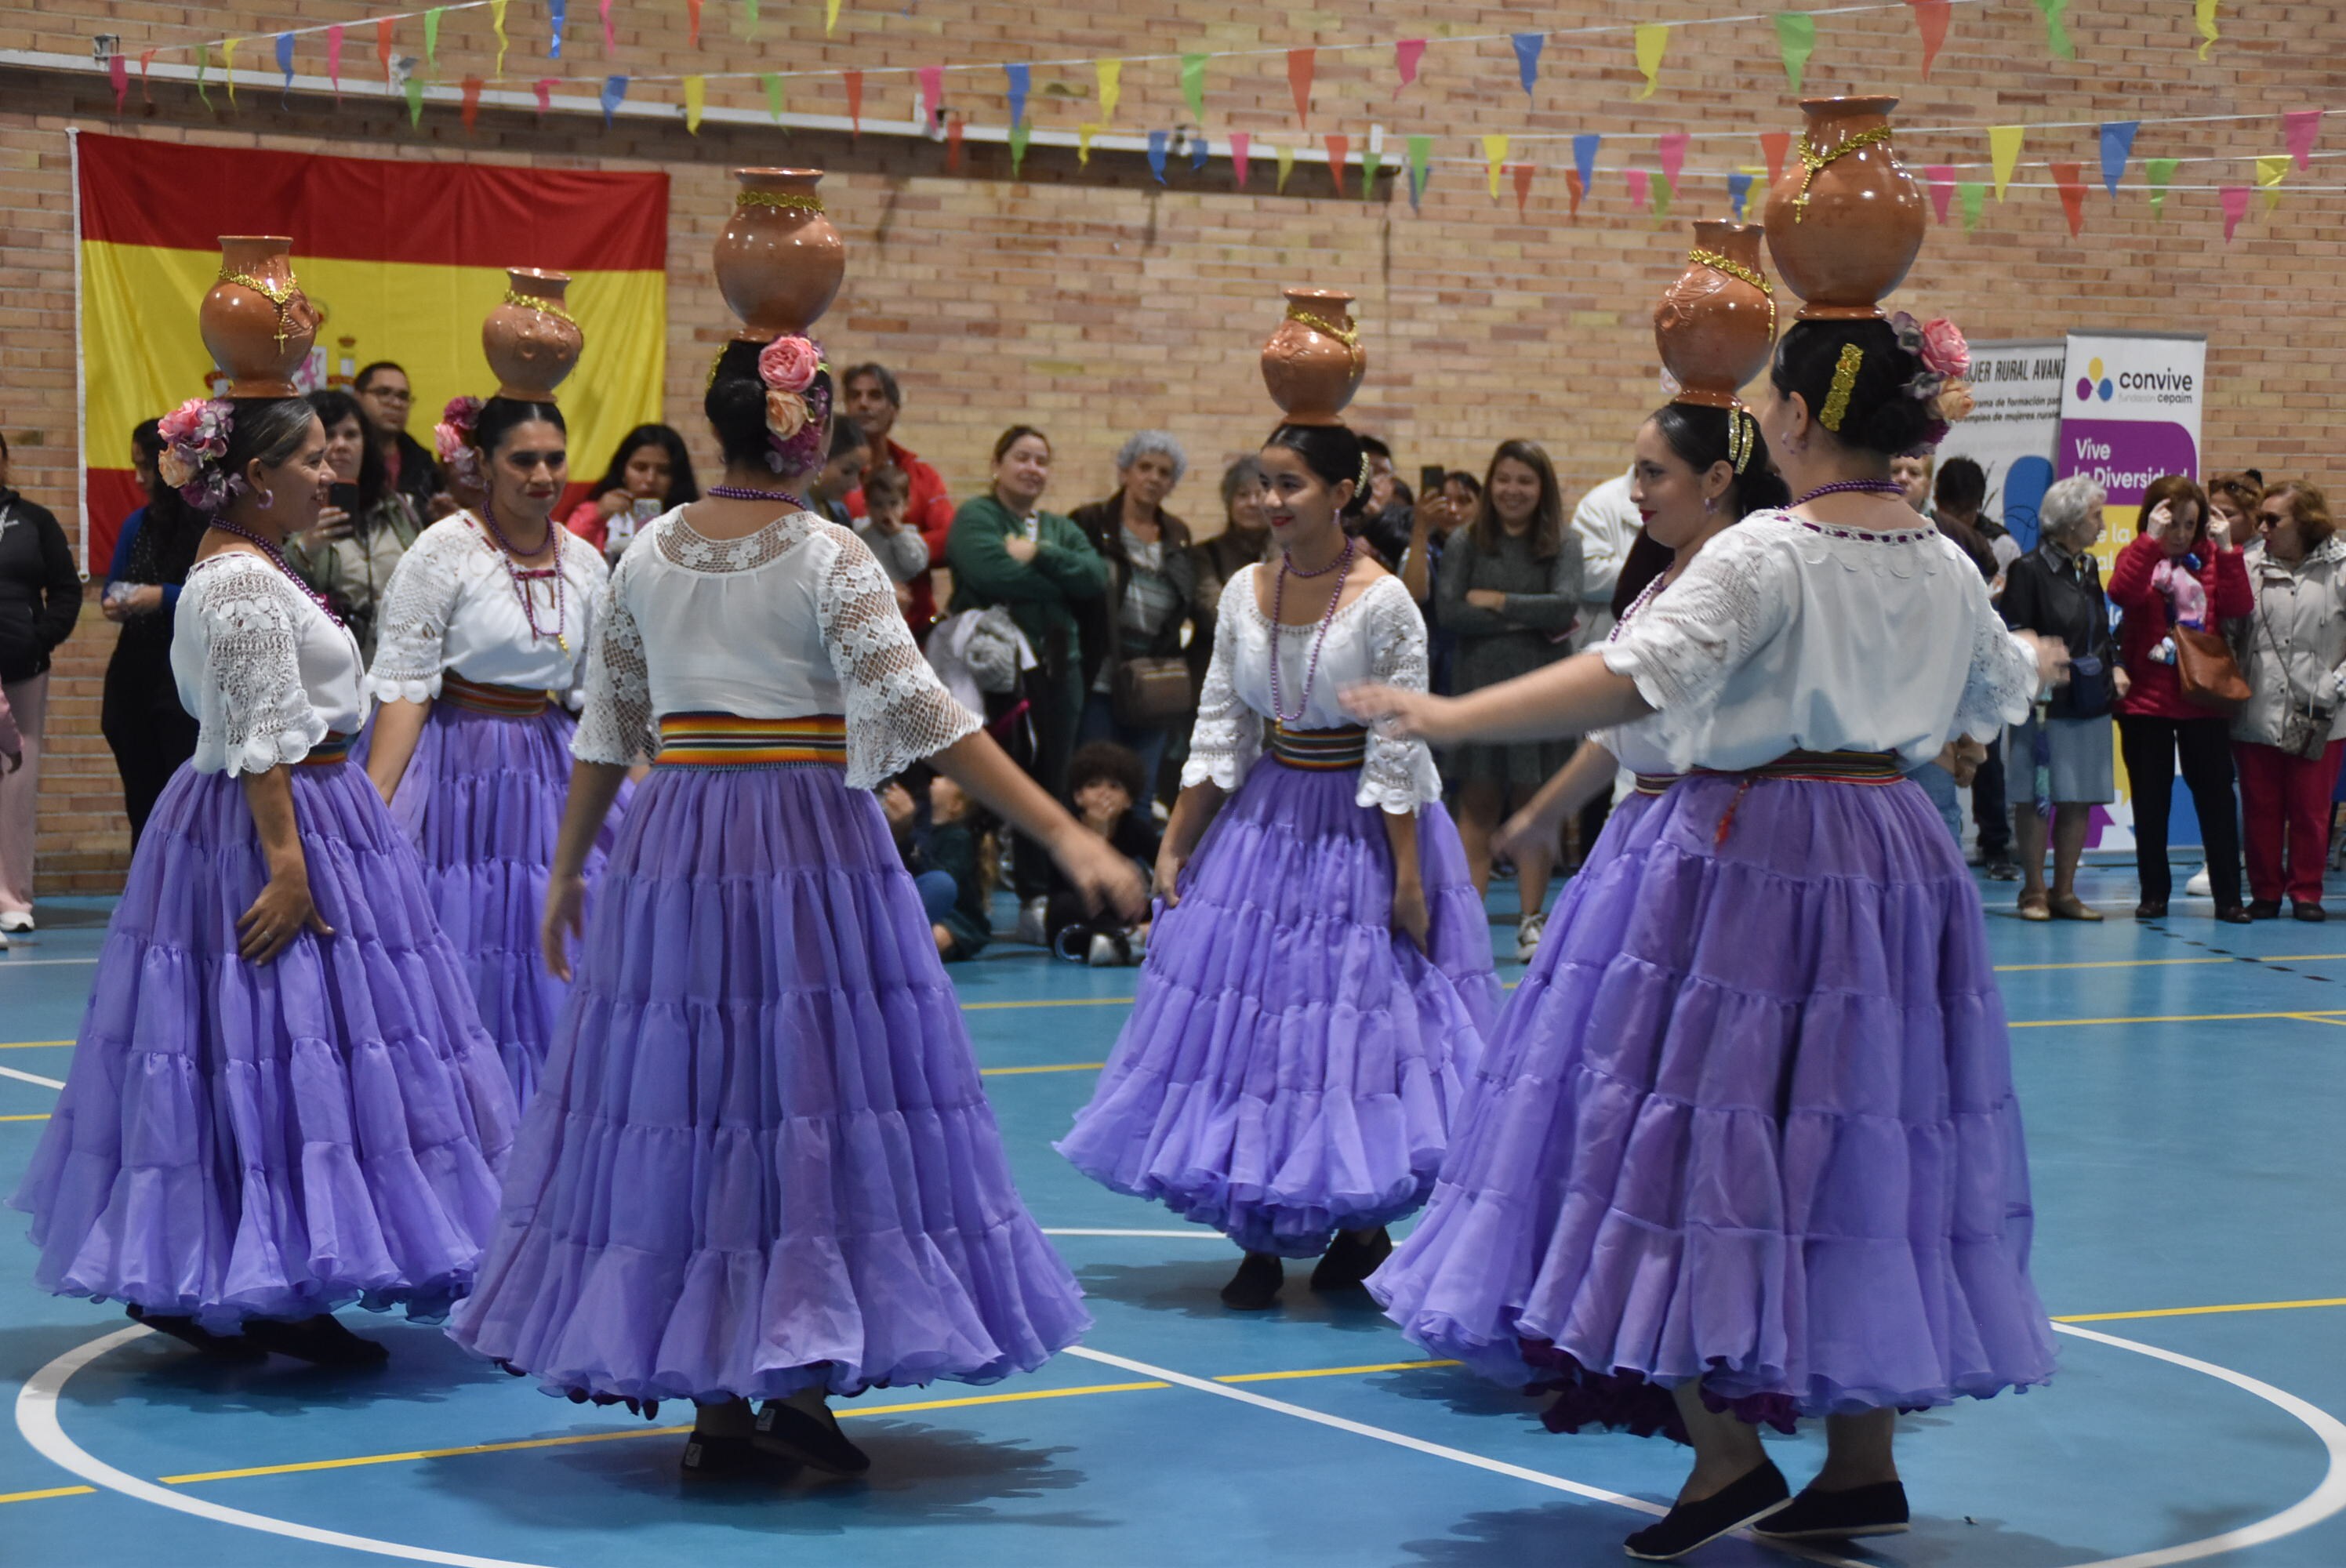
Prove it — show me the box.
[1762,96,1927,321]
[1654,221,1776,408]
[483,268,585,401]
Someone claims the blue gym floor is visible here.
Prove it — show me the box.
[5,858,2346,1568]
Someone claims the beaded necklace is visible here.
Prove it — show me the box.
[1792,480,1909,506]
[205,518,346,627]
[708,485,808,506]
[477,500,569,655]
[1267,538,1357,725]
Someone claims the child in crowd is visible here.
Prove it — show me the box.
[565,423,699,560]
[914,769,997,962]
[854,465,931,615]
[1048,741,1159,966]
[807,416,871,526]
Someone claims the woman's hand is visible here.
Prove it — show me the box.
[541,873,587,982]
[236,870,332,965]
[1465,589,1508,612]
[2016,630,2073,688]
[1391,872,1430,952]
[1494,800,1562,866]
[2114,665,2133,699]
[1053,829,1147,922]
[102,584,165,622]
[296,509,354,555]
[1003,533,1040,564]
[1153,841,1189,910]
[2148,499,2193,557]
[1342,683,1461,745]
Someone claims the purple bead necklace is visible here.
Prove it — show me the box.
[1792,480,1910,506]
[708,484,807,506]
[1268,538,1357,725]
[206,517,347,628]
[478,499,569,655]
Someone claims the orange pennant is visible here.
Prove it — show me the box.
[1567,167,1585,218]
[1287,49,1315,129]
[946,116,964,172]
[1760,131,1791,185]
[1325,132,1348,195]
[460,74,483,131]
[2050,159,2086,235]
[1909,0,1952,79]
[1513,162,1534,216]
[844,69,862,136]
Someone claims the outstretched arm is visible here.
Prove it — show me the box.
[1347,649,1653,745]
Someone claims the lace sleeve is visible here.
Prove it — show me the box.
[1953,570,2042,740]
[1180,565,1262,791]
[365,520,470,703]
[814,524,980,786]
[1600,522,1794,717]
[193,561,329,775]
[560,534,611,713]
[1359,579,1445,813]
[571,559,656,766]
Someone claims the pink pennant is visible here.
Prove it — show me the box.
[1626,168,1651,211]
[1927,163,1956,223]
[533,77,555,114]
[108,53,126,112]
[2285,108,2323,170]
[600,0,616,52]
[1658,132,1687,188]
[1394,38,1425,94]
[917,64,944,124]
[325,24,343,100]
[2221,183,2250,241]
[1230,130,1251,188]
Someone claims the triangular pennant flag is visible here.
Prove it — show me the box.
[2221,183,2249,239]
[2099,122,2137,196]
[1626,169,1651,212]
[2285,108,2323,169]
[947,117,965,172]
[1483,135,1509,201]
[1653,172,1672,220]
[221,38,238,107]
[1009,119,1032,176]
[2033,0,2075,61]
[1774,13,1816,93]
[194,42,210,110]
[462,74,484,132]
[140,48,154,103]
[844,70,863,136]
[1405,134,1431,212]
[1572,132,1600,191]
[1191,134,1209,173]
[2144,156,2178,216]
[684,74,705,133]
[1077,124,1097,167]
[405,74,425,126]
[1287,49,1314,129]
[1727,169,1754,220]
[1926,164,1955,223]
[1005,64,1029,127]
[1658,132,1687,189]
[598,74,627,125]
[826,0,841,34]
[550,0,565,58]
[490,0,509,74]
[2050,160,2086,234]
[1147,129,1169,183]
[376,18,394,84]
[1958,180,1985,231]
[686,0,702,48]
[326,24,343,100]
[2256,154,2290,211]
[275,32,294,105]
[1909,0,1951,78]
[1230,132,1251,188]
[1513,162,1535,216]
[1362,143,1383,201]
[424,8,443,71]
[1325,135,1349,197]
[1988,125,2025,199]
[917,64,943,125]
[1394,39,1425,95]
[762,72,783,120]
[534,77,554,114]
[743,0,758,39]
[1276,142,1297,194]
[107,52,126,112]
[600,0,615,52]
[1760,130,1790,184]
[1512,33,1544,99]
[2195,0,2220,59]
[1566,168,1585,219]
[1633,24,1668,101]
[1096,59,1121,123]
[1181,53,1208,123]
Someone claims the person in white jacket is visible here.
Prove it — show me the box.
[2233,481,2346,920]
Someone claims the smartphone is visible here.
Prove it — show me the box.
[1419,464,1447,501]
[327,481,361,515]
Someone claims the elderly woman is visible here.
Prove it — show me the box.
[1071,430,1200,791]
[2207,471,2263,552]
[2002,477,2120,920]
[2109,474,2252,923]
[2234,482,2346,920]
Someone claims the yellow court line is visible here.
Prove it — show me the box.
[2055,1296,2346,1324]
[2289,1014,2346,1029]
[0,1040,72,1049]
[0,1485,96,1505]
[0,1112,51,1122]
[2010,1008,2346,1029]
[1994,957,2234,973]
[1216,1359,1458,1384]
[979,1062,1106,1076]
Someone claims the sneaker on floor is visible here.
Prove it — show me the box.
[1515,911,1547,964]
[1086,931,1135,967]
[0,909,31,933]
[1983,856,2021,882]
[1014,897,1049,946]
[2185,868,2213,898]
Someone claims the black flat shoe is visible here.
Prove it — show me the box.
[240,1314,390,1367]
[1221,1250,1285,1310]
[2296,902,2329,923]
[753,1399,871,1475]
[1309,1228,1393,1292]
[1752,1480,1911,1541]
[2216,905,2254,925]
[125,1303,267,1361]
[2249,900,2283,920]
[681,1432,784,1479]
[2134,899,2168,920]
[1622,1461,1790,1561]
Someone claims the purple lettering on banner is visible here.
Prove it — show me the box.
[2052,417,2199,503]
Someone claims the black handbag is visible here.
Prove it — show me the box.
[1113,655,1195,726]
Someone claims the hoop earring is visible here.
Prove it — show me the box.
[1703,495,1718,514]
[257,488,275,510]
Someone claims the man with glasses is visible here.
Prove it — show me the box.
[354,361,448,518]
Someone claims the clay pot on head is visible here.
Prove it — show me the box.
[1262,288,1364,427]
[484,268,586,401]
[1654,221,1776,408]
[1763,96,1927,321]
[202,236,321,397]
[713,169,846,343]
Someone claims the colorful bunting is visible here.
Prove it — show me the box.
[917,64,943,125]
[462,74,485,132]
[1482,135,1509,201]
[2285,108,2323,169]
[1958,180,1985,232]
[844,69,863,136]
[2256,154,2289,210]
[1988,125,2025,199]
[405,74,424,125]
[2195,0,2220,60]
[534,77,554,114]
[1361,142,1382,201]
[1077,124,1097,167]
[1231,132,1251,188]
[1181,53,1208,123]
[1633,24,1668,101]
[599,73,626,126]
[326,24,343,100]
[743,0,757,38]
[1626,169,1651,212]
[1658,132,1687,189]
[1909,0,1951,79]
[1147,130,1168,183]
[684,74,705,132]
[1727,169,1754,220]
[1926,163,1955,223]
[140,48,154,104]
[1513,162,1534,216]
[761,72,783,120]
[1774,13,1815,93]
[2144,157,2178,215]
[1005,64,1029,127]
[1394,39,1425,95]
[1572,132,1600,191]
[1009,119,1031,176]
[107,53,126,113]
[2220,183,2248,240]
[1759,130,1790,184]
[424,7,443,71]
[1326,135,1349,197]
[1097,59,1121,123]
[550,0,565,57]
[1512,33,1543,99]
[2032,0,2075,61]
[1275,142,1297,194]
[276,32,295,104]
[376,18,393,84]
[826,0,841,35]
[2050,161,2085,234]
[491,0,509,74]
[194,42,209,110]
[600,0,614,52]
[1190,134,1208,173]
[1652,172,1672,220]
[2098,122,2137,195]
[1406,135,1431,211]
[1287,49,1314,128]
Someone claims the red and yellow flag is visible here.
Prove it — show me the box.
[76,133,667,563]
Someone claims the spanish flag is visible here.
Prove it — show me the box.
[76,132,667,563]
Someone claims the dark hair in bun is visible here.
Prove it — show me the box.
[1768,318,1936,459]
[704,339,835,474]
[1262,423,1371,520]
[472,395,566,457]
[1647,404,1792,517]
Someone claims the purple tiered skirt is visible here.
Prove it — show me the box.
[10,761,518,1332]
[1371,774,2058,1438]
[1056,758,1501,1257]
[445,762,1091,1406]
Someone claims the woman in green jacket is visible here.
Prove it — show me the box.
[947,426,1109,935]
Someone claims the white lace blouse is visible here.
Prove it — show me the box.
[572,508,979,786]
[171,552,369,776]
[1182,565,1442,813]
[366,513,609,709]
[1600,510,2041,773]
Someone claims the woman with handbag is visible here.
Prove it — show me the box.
[1071,430,1200,796]
[2234,481,2346,920]
[2108,474,2253,923]
[2002,477,2122,920]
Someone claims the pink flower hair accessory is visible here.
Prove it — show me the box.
[756,334,830,474]
[434,396,485,491]
[758,335,824,394]
[157,397,242,513]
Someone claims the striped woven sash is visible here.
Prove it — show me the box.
[440,671,554,717]
[654,712,847,768]
[1269,722,1368,771]
[295,731,354,768]
[1637,749,1905,845]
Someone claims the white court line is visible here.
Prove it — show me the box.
[0,957,100,967]
[0,1063,64,1090]
[1040,1228,1224,1238]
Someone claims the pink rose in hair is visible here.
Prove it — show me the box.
[764,388,810,441]
[758,336,823,394]
[1919,318,1970,380]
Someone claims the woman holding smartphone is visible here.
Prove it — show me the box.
[565,424,700,562]
[286,389,424,665]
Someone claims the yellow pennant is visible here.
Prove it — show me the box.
[1482,134,1509,200]
[1275,142,1297,192]
[1633,24,1668,101]
[1988,125,2025,199]
[2195,0,2220,58]
[222,37,239,105]
[1078,123,1099,166]
[2257,154,2289,209]
[826,0,841,34]
[1097,59,1122,123]
[489,0,509,76]
[685,74,706,133]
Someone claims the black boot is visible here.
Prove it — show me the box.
[1220,1251,1284,1310]
[753,1399,871,1475]
[1309,1228,1393,1292]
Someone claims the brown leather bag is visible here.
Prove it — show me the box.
[1113,655,1196,726]
[2174,622,2251,715]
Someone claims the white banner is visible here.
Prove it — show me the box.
[2057,331,2209,565]
[1935,339,2065,552]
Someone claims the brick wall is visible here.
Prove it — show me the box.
[4,3,2344,890]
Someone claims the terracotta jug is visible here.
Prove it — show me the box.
[1262,288,1364,426]
[713,169,846,342]
[202,236,320,396]
[484,268,586,401]
[1654,222,1775,408]
[1762,96,1926,320]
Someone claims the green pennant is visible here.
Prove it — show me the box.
[1009,118,1031,176]
[405,73,425,126]
[424,7,444,71]
[1773,13,1815,93]
[1651,172,1672,220]
[1406,133,1431,208]
[194,42,211,108]
[2144,156,2179,216]
[1180,53,1208,124]
[743,0,760,38]
[2033,0,2075,60]
[1957,180,1986,231]
[762,72,784,121]
[1360,144,1382,200]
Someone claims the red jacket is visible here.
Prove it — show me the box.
[846,437,954,632]
[2106,530,2251,720]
